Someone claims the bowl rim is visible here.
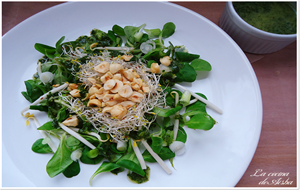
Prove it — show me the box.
[227,1,297,39]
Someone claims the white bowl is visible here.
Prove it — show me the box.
[219,2,297,54]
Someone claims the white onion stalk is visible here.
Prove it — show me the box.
[26,115,57,152]
[69,127,109,142]
[21,83,69,116]
[173,119,180,141]
[141,139,172,174]
[59,123,96,150]
[37,62,42,74]
[169,141,186,156]
[170,91,180,141]
[174,83,223,114]
[188,98,198,105]
[91,46,134,52]
[131,139,147,170]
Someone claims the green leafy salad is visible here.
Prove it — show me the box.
[21,22,222,185]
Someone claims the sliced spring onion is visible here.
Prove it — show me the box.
[37,62,54,84]
[174,83,223,114]
[169,141,186,156]
[59,123,96,150]
[140,40,156,54]
[130,139,147,170]
[71,149,83,161]
[117,140,127,152]
[39,72,54,84]
[21,83,69,116]
[141,139,172,174]
[134,32,143,42]
[134,24,146,42]
[42,137,51,144]
[179,90,191,107]
[159,64,171,73]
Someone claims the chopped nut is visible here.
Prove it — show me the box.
[121,55,133,61]
[122,77,130,85]
[133,71,140,78]
[119,101,135,109]
[118,85,133,98]
[111,104,127,119]
[94,61,110,74]
[142,86,150,93]
[110,80,123,93]
[134,78,143,88]
[103,90,110,96]
[88,85,100,96]
[95,93,104,101]
[150,63,160,73]
[128,91,144,103]
[160,56,172,66]
[105,100,118,107]
[70,89,81,97]
[102,106,113,114]
[131,82,141,91]
[113,93,127,102]
[95,84,102,89]
[87,99,102,107]
[123,70,134,81]
[62,115,79,127]
[68,83,78,91]
[98,87,105,94]
[87,77,97,85]
[103,94,114,102]
[89,94,96,100]
[113,73,122,81]
[110,63,124,74]
[104,79,116,90]
[100,71,113,83]
[123,81,131,86]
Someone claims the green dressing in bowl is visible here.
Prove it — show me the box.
[233,2,296,34]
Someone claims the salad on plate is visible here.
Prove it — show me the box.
[21,22,222,185]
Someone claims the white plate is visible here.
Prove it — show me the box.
[2,2,262,187]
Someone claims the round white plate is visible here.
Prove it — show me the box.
[2,2,262,187]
